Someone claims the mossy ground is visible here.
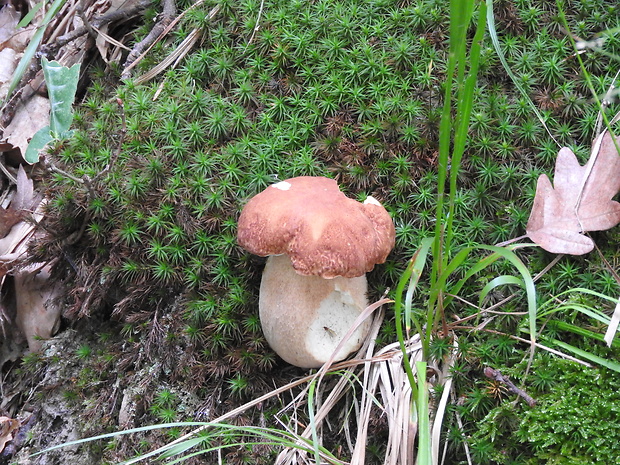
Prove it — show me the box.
[9,0,620,463]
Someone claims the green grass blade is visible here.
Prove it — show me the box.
[479,275,525,307]
[446,0,487,255]
[416,361,431,465]
[393,257,418,397]
[17,1,43,27]
[33,422,207,458]
[547,320,620,348]
[307,378,322,464]
[430,246,473,311]
[404,237,433,335]
[485,0,558,145]
[5,0,68,103]
[551,339,620,372]
[159,436,208,459]
[446,245,537,344]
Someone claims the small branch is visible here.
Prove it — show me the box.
[483,366,537,407]
[121,0,177,79]
[39,0,151,57]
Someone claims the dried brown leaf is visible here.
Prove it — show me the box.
[14,265,63,352]
[0,5,20,45]
[526,132,620,254]
[1,94,50,157]
[0,416,19,453]
[0,166,37,239]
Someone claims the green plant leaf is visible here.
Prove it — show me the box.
[24,57,80,163]
[25,126,53,164]
[42,57,80,137]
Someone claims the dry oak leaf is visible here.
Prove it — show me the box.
[0,416,20,453]
[526,131,620,255]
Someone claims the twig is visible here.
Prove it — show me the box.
[77,0,97,39]
[122,1,218,81]
[39,0,150,57]
[121,0,177,79]
[454,324,590,366]
[0,156,18,184]
[594,241,620,286]
[483,366,537,407]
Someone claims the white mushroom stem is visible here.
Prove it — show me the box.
[259,254,372,368]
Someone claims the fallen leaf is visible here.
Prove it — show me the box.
[526,131,620,254]
[0,416,19,453]
[14,264,63,352]
[0,166,38,243]
[1,94,51,157]
[0,5,20,45]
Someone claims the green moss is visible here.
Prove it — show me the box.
[469,358,620,465]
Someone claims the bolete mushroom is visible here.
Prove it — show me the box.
[237,176,395,368]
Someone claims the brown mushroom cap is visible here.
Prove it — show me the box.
[237,176,395,278]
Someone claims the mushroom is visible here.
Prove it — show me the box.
[237,176,395,368]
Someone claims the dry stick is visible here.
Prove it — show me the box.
[136,27,201,87]
[593,241,620,286]
[594,73,620,137]
[40,0,151,57]
[121,0,177,79]
[121,0,217,80]
[77,0,97,39]
[483,366,537,407]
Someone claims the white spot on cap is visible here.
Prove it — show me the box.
[364,196,381,206]
[272,181,292,191]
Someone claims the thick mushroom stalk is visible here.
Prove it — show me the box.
[260,254,369,368]
[237,176,395,368]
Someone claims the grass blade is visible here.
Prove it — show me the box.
[4,0,68,103]
[416,361,431,465]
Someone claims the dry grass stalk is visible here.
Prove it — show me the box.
[274,306,456,465]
